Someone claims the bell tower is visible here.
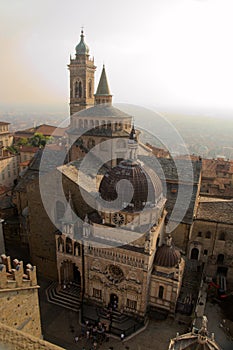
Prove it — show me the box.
[68,30,96,116]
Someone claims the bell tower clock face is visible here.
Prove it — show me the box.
[112,212,124,226]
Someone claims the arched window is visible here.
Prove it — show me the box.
[197,231,202,237]
[78,81,82,98]
[158,286,164,299]
[74,80,82,98]
[205,231,211,239]
[55,201,65,222]
[118,122,123,131]
[57,236,64,252]
[74,81,79,98]
[66,237,73,254]
[217,254,224,264]
[191,247,199,260]
[74,242,81,256]
[219,232,225,241]
[89,80,92,98]
[100,120,105,128]
[84,119,88,128]
[79,119,83,128]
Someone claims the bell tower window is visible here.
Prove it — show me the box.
[89,80,92,98]
[79,81,82,97]
[74,80,82,98]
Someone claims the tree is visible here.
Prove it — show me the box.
[18,137,29,146]
[30,132,43,147]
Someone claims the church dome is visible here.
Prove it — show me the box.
[99,159,163,211]
[75,30,89,55]
[73,104,132,119]
[154,236,181,268]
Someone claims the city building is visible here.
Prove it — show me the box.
[0,149,18,189]
[188,196,233,288]
[0,121,13,148]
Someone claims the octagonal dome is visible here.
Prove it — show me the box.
[154,236,181,268]
[99,158,163,212]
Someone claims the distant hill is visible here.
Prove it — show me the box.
[115,104,233,160]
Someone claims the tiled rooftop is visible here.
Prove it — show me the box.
[196,197,233,224]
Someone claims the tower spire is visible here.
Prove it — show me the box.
[94,65,112,105]
[75,28,89,56]
[128,123,138,160]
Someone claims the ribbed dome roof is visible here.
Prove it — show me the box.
[73,104,132,119]
[154,236,181,267]
[75,30,89,55]
[99,159,163,211]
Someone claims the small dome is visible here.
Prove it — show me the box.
[99,159,163,211]
[154,236,181,267]
[75,30,89,55]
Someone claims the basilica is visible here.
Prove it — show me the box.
[52,30,185,319]
[11,30,232,327]
[0,30,227,349]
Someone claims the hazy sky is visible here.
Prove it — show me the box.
[1,0,233,115]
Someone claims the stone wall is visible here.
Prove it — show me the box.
[0,288,41,338]
[0,255,42,338]
[27,176,58,280]
[189,220,233,286]
[170,222,190,252]
[0,322,64,350]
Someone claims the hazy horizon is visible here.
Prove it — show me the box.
[2,0,233,118]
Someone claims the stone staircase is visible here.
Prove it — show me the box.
[46,281,81,312]
[176,258,202,316]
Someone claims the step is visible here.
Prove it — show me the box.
[47,292,80,312]
[48,286,81,307]
[54,287,81,302]
[46,282,81,312]
[50,288,81,307]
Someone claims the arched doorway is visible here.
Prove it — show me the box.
[217,254,224,264]
[191,247,199,260]
[73,264,81,284]
[60,260,73,284]
[60,261,82,285]
[110,293,118,310]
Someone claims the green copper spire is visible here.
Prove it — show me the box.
[95,65,111,96]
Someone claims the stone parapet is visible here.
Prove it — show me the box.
[0,322,64,350]
[0,255,37,289]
